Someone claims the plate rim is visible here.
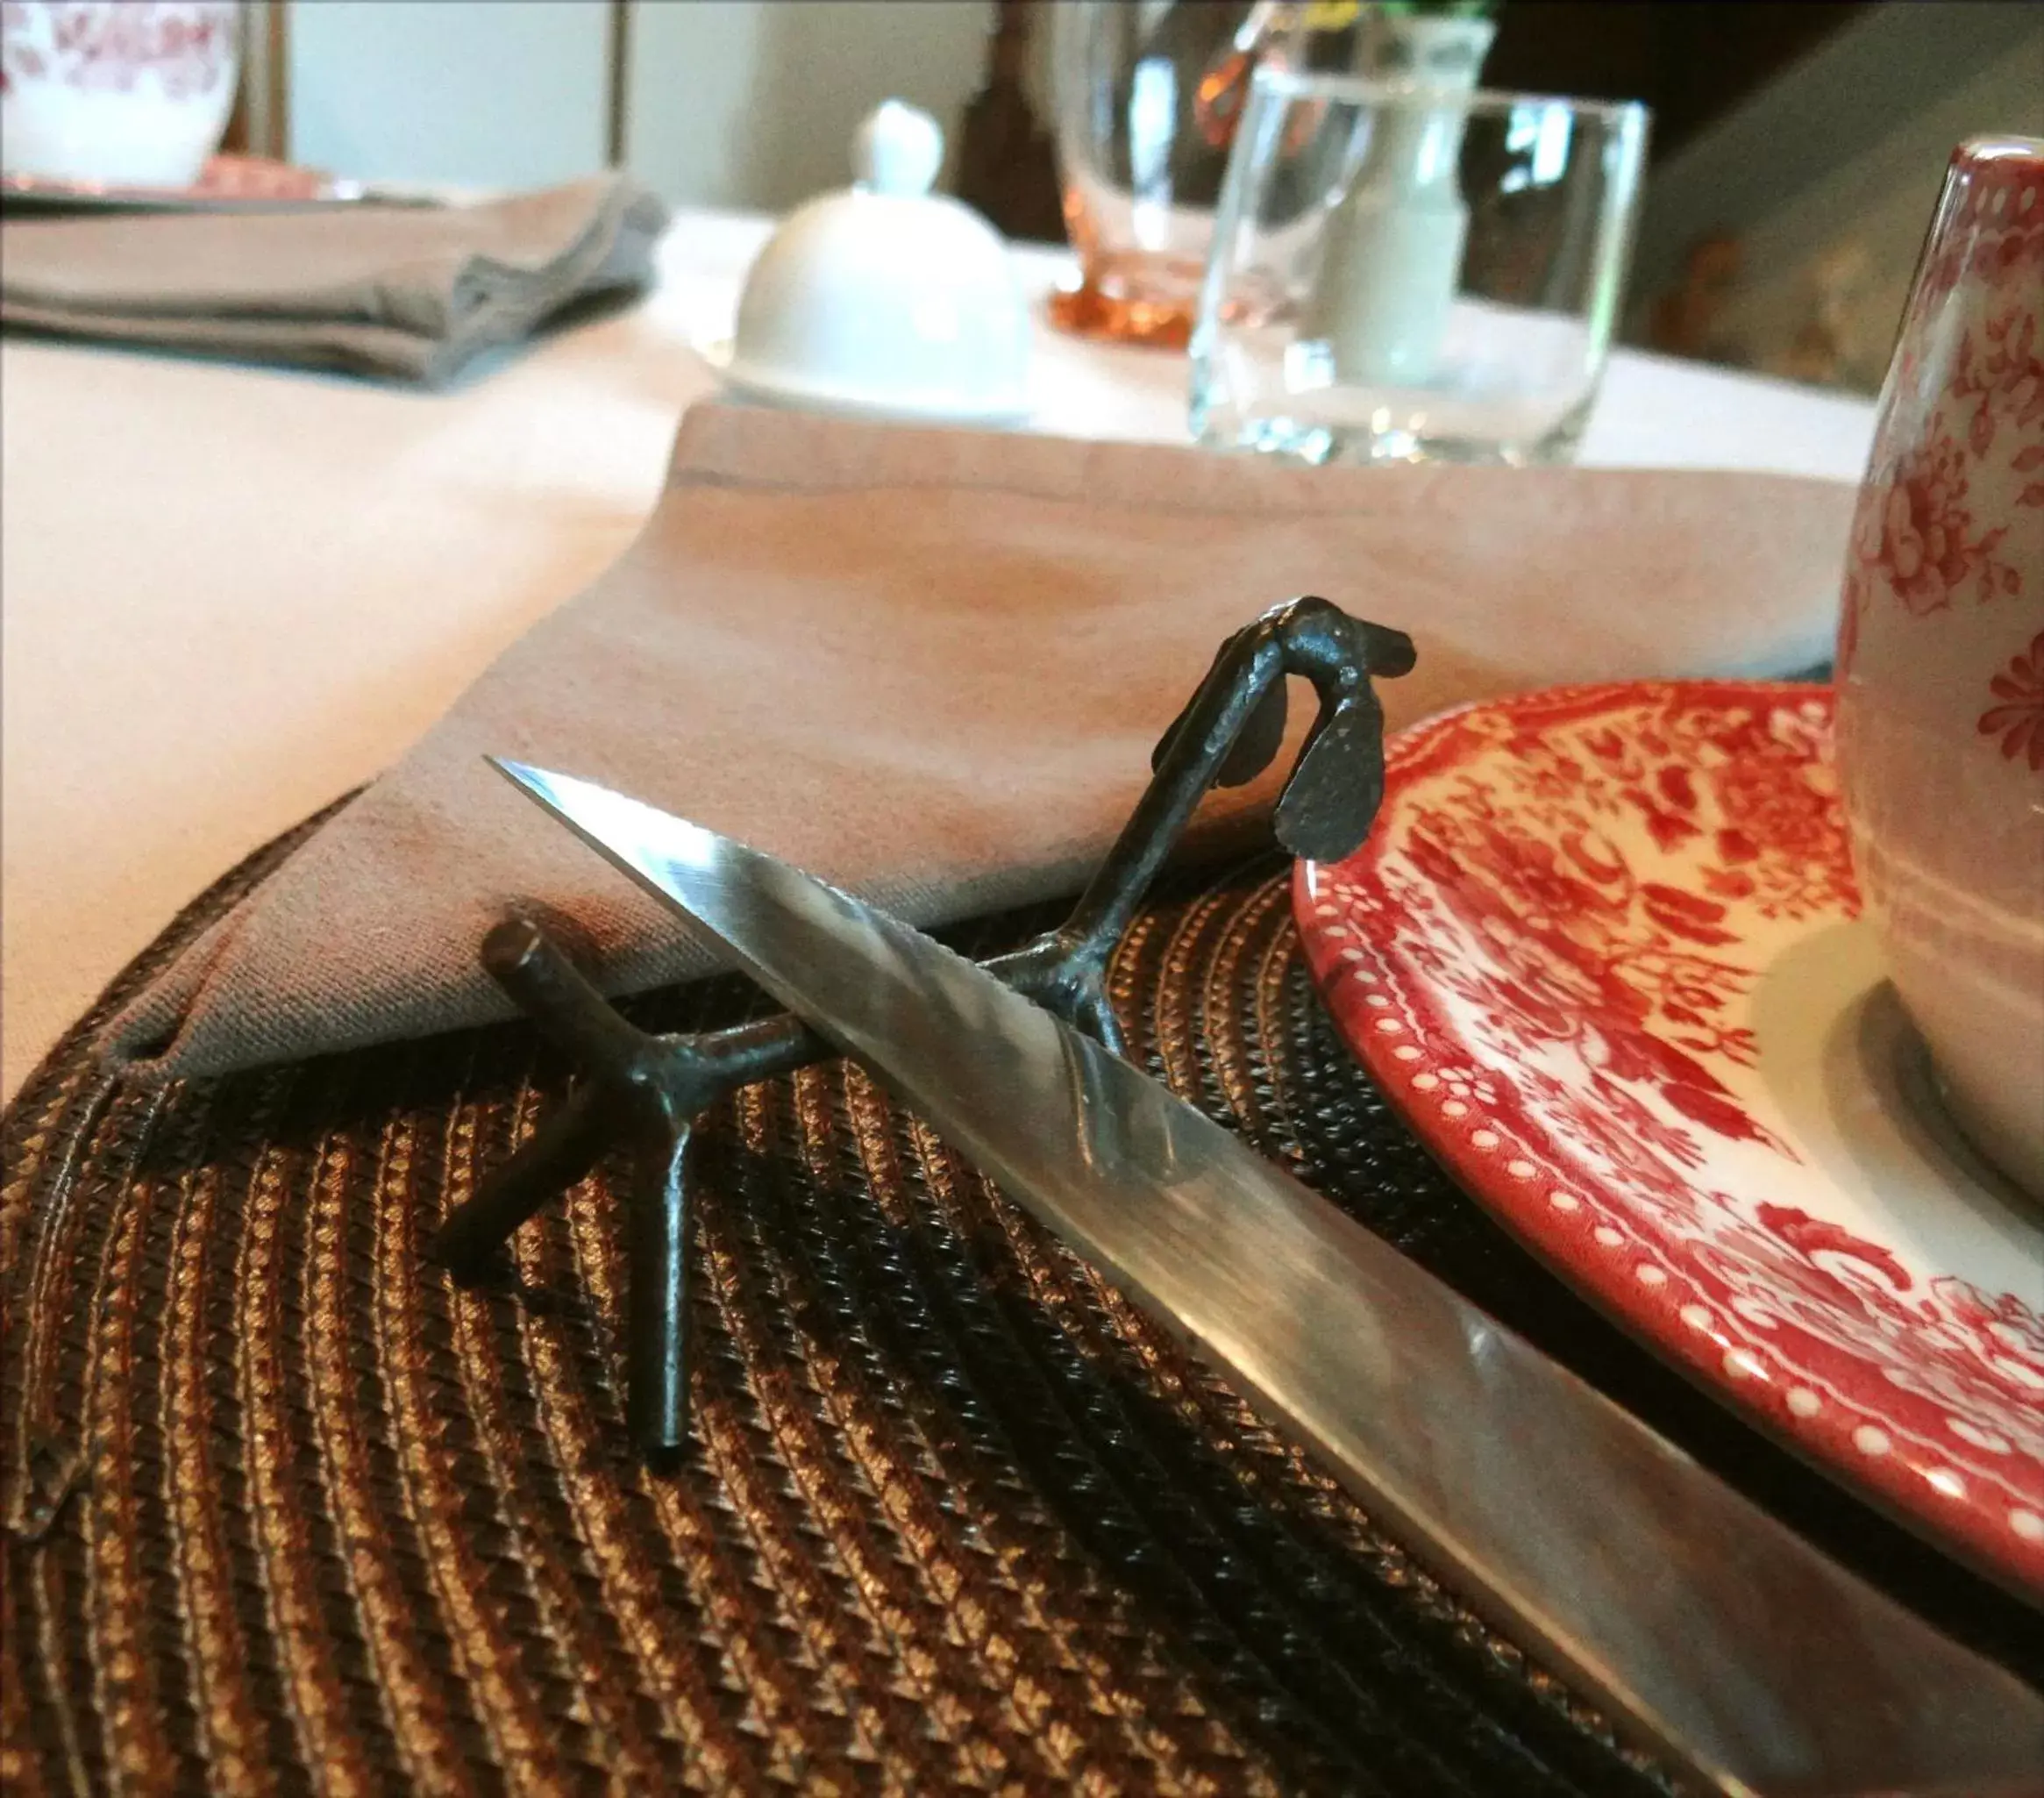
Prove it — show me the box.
[0,155,361,214]
[1294,675,2044,1601]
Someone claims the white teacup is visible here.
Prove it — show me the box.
[1,1,240,189]
[1835,136,2044,1195]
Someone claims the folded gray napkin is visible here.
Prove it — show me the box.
[0,174,669,382]
[102,401,1857,1082]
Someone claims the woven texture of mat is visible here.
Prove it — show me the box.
[4,816,2036,1797]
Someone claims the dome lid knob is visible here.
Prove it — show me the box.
[852,100,944,197]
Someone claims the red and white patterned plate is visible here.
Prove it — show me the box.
[1294,681,2044,1595]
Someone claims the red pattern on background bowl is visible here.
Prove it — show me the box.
[1,1,239,188]
[1835,136,2044,1194]
[1297,681,2044,1595]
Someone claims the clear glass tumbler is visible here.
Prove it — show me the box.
[1192,69,1649,463]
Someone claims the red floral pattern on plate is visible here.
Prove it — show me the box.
[1297,681,2044,1595]
[1980,630,2044,771]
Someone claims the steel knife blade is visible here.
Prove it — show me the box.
[492,757,2044,1798]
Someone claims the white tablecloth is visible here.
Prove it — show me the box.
[0,210,1879,1100]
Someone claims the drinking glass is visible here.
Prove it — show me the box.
[1192,69,1649,464]
[1049,0,1309,349]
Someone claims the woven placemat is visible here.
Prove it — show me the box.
[4,816,2036,1797]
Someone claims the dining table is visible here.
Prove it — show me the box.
[0,206,1882,1104]
[21,193,2044,1798]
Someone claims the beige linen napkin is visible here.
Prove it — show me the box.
[103,401,1855,1081]
[0,175,668,382]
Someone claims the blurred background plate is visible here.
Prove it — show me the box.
[0,153,434,215]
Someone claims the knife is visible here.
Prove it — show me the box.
[491,758,2044,1798]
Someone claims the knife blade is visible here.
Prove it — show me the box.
[492,758,2044,1798]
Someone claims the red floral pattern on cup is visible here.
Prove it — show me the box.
[1853,432,2019,614]
[1,2,233,99]
[1979,630,2044,770]
[1297,681,2044,1593]
[1840,140,2044,796]
[1836,138,2044,1192]
[1952,306,2044,461]
[1912,153,2044,314]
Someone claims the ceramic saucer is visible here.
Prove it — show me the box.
[693,336,1031,427]
[1295,681,2044,1595]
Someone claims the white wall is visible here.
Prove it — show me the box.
[1715,21,2044,382]
[623,0,993,211]
[287,0,610,189]
[282,0,993,210]
[1631,1,2044,379]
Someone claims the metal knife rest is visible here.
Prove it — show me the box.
[429,596,1418,1462]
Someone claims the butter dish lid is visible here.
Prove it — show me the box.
[716,101,1032,426]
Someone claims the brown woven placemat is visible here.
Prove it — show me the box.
[4,815,2037,1797]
